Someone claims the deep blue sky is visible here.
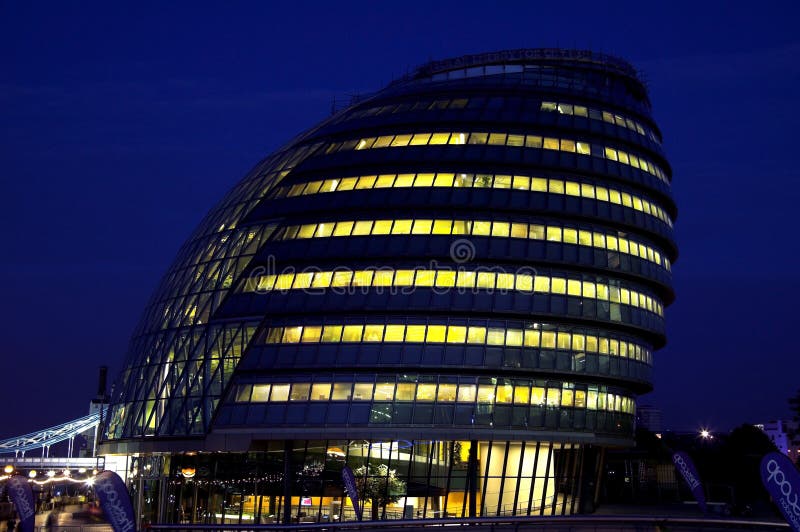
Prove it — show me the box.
[2,1,799,439]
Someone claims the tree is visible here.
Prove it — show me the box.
[353,463,406,520]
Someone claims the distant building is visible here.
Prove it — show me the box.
[636,405,663,434]
[756,420,792,456]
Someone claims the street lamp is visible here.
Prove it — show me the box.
[699,429,713,440]
[3,465,13,475]
[29,470,37,479]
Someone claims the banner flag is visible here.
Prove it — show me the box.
[760,452,800,532]
[672,451,707,513]
[7,475,35,532]
[94,471,137,532]
[341,465,363,521]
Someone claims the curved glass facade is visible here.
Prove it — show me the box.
[105,48,676,524]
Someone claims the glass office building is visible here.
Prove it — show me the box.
[103,49,676,525]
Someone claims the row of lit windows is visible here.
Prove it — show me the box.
[262,323,652,364]
[273,172,673,228]
[540,101,660,144]
[346,96,660,146]
[324,131,668,183]
[231,380,635,414]
[247,268,665,316]
[278,218,670,270]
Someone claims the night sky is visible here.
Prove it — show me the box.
[2,2,799,439]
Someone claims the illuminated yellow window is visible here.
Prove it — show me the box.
[257,275,276,291]
[468,132,488,144]
[353,383,373,400]
[511,223,528,239]
[514,385,530,404]
[467,326,486,343]
[582,281,596,299]
[374,174,394,188]
[476,272,495,289]
[391,134,412,146]
[430,271,453,289]
[621,193,633,208]
[374,382,395,401]
[560,139,576,153]
[488,133,507,146]
[609,190,621,204]
[391,219,412,234]
[432,219,452,235]
[598,338,609,354]
[604,147,618,161]
[276,273,295,290]
[337,177,357,191]
[496,384,513,403]
[309,383,331,401]
[331,271,353,287]
[308,272,331,290]
[595,187,609,201]
[618,239,630,254]
[586,335,598,352]
[449,133,467,145]
[457,384,477,402]
[557,332,571,349]
[533,276,549,292]
[562,389,574,407]
[381,324,404,342]
[618,151,629,165]
[477,384,495,403]
[366,220,389,235]
[507,134,525,147]
[333,221,354,236]
[531,387,545,405]
[412,219,433,235]
[264,328,282,343]
[452,220,469,235]
[495,273,513,290]
[304,181,323,194]
[472,221,491,236]
[586,390,598,410]
[415,173,435,186]
[596,284,609,301]
[546,388,561,406]
[541,331,556,348]
[446,325,467,343]
[429,132,450,145]
[292,272,313,289]
[572,334,585,351]
[438,383,457,402]
[574,106,588,117]
[321,325,342,342]
[565,182,580,196]
[394,270,414,286]
[543,137,560,150]
[563,228,578,244]
[363,325,384,342]
[250,384,271,402]
[434,173,455,186]
[513,175,530,190]
[506,329,523,346]
[404,325,426,342]
[288,184,305,196]
[416,271,436,287]
[316,223,334,237]
[576,142,591,155]
[549,180,565,194]
[396,383,415,401]
[541,102,558,111]
[531,177,548,191]
[606,236,618,251]
[524,330,540,347]
[426,325,446,343]
[319,180,338,193]
[409,133,431,146]
[487,328,505,346]
[416,383,437,401]
[516,274,533,292]
[609,339,619,355]
[290,383,310,401]
[393,174,414,187]
[352,220,373,236]
[341,325,363,342]
[271,384,290,402]
[574,390,586,408]
[298,224,317,239]
[593,233,606,248]
[456,270,476,288]
[492,221,510,237]
[331,383,352,400]
[567,279,582,297]
[494,175,512,188]
[356,175,377,189]
[282,326,303,343]
[551,277,566,294]
[546,226,562,242]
